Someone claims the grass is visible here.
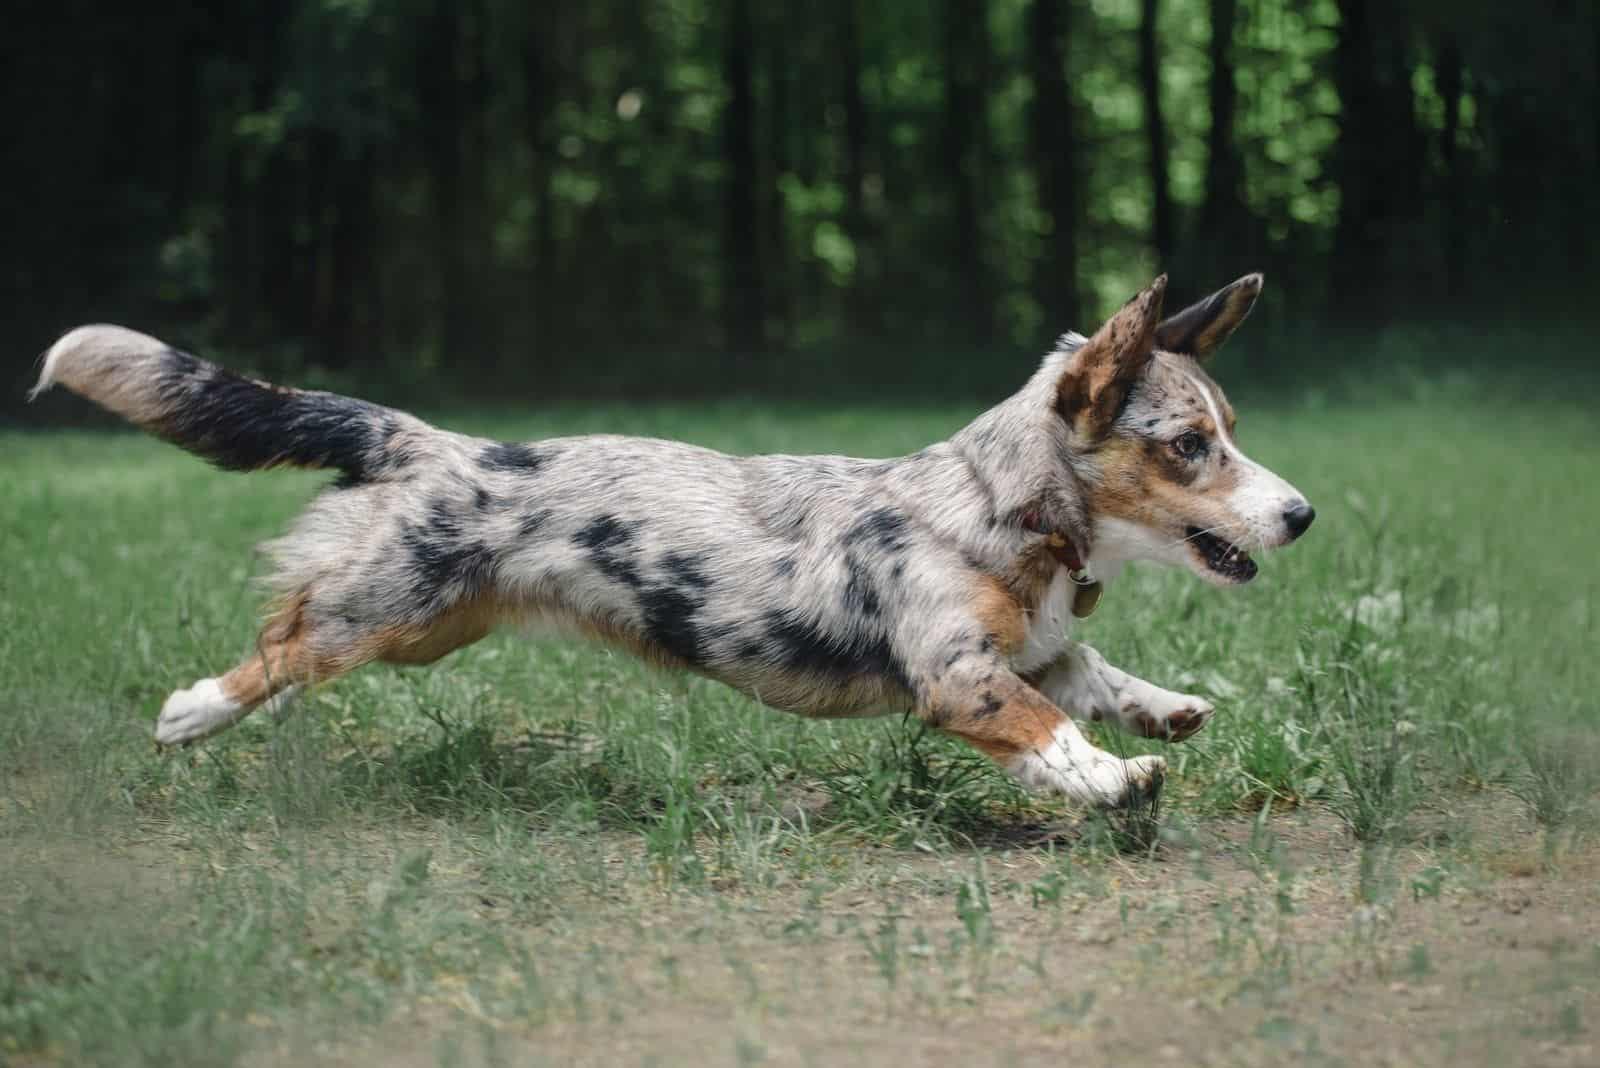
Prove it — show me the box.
[3,383,1598,1065]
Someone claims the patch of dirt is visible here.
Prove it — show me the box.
[247,794,1599,1068]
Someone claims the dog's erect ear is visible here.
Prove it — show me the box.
[1056,275,1166,436]
[1153,272,1263,361]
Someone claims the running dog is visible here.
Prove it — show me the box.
[31,274,1313,808]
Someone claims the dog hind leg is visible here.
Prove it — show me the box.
[156,593,334,745]
[154,592,501,746]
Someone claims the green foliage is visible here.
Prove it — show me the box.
[6,0,1595,401]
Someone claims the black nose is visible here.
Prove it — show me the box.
[1283,501,1316,540]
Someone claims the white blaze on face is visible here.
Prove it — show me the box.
[1181,368,1306,551]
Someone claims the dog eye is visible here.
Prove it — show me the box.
[1172,431,1206,459]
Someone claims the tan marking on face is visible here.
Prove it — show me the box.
[1087,355,1250,540]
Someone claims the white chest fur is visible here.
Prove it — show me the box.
[1014,569,1077,674]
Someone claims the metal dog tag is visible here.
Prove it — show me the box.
[1071,580,1103,619]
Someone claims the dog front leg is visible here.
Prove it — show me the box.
[1034,642,1214,742]
[921,664,1165,809]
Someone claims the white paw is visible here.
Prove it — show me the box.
[1123,687,1214,742]
[155,678,242,746]
[1011,728,1167,809]
[1111,754,1167,808]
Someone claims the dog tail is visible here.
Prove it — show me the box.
[30,324,426,483]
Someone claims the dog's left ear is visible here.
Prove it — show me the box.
[1153,272,1263,361]
[1056,275,1166,436]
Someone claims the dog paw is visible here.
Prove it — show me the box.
[155,679,240,746]
[1098,754,1166,809]
[1128,694,1214,743]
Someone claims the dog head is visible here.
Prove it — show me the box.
[1056,274,1313,585]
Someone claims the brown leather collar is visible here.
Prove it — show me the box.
[1020,508,1087,573]
[1021,507,1103,618]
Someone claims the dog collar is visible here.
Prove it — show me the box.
[1020,509,1103,618]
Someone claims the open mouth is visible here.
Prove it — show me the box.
[1186,527,1258,582]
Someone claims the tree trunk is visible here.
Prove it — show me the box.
[1198,0,1241,259]
[418,1,467,360]
[1027,0,1078,328]
[520,4,570,365]
[943,0,992,345]
[766,8,793,345]
[838,0,873,337]
[722,0,764,356]
[459,0,490,361]
[1331,0,1419,321]
[1139,0,1175,269]
[1436,35,1465,304]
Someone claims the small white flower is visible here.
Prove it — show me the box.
[1355,590,1404,631]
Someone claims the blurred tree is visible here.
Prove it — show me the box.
[943,0,994,344]
[1196,0,1243,281]
[1026,0,1079,329]
[836,0,876,339]
[1139,0,1175,268]
[3,0,1595,401]
[723,0,764,355]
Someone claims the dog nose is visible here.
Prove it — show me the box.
[1282,501,1316,540]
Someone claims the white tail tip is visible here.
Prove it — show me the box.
[29,324,166,401]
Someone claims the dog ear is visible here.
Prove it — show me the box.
[1056,275,1166,436]
[1153,272,1262,361]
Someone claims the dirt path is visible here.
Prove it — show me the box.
[209,799,1600,1067]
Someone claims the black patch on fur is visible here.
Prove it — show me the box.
[973,691,1003,718]
[757,609,907,689]
[633,552,723,664]
[478,441,550,473]
[401,499,498,610]
[518,509,553,537]
[841,507,909,554]
[573,515,643,588]
[773,557,797,578]
[151,348,410,482]
[842,557,882,618]
[637,585,703,662]
[473,485,496,511]
[660,551,712,589]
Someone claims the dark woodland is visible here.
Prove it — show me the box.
[6,0,1597,399]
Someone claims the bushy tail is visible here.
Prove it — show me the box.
[30,325,424,482]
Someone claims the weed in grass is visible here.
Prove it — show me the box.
[1042,990,1097,1028]
[1299,610,1420,842]
[816,719,1024,846]
[1029,868,1068,910]
[1356,843,1399,907]
[860,914,902,995]
[1509,726,1599,832]
[952,859,996,993]
[1409,864,1447,902]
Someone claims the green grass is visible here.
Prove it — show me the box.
[2,388,1598,1065]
